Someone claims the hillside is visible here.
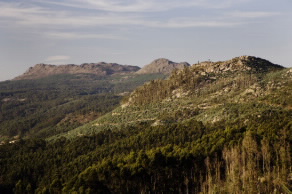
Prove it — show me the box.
[45,55,291,192]
[14,62,140,80]
[136,58,190,74]
[0,56,291,193]
[58,56,288,138]
[126,56,284,106]
[0,72,165,141]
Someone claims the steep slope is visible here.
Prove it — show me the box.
[14,62,140,80]
[136,58,190,74]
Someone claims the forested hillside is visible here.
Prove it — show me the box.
[0,56,291,193]
[0,73,165,141]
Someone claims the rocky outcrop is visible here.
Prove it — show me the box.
[14,63,140,80]
[193,56,283,75]
[136,58,190,75]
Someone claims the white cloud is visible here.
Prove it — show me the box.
[36,0,252,12]
[45,55,71,62]
[0,0,283,40]
[43,55,74,65]
[0,2,147,28]
[151,18,242,28]
[0,2,240,30]
[34,0,203,12]
[228,11,280,18]
[0,2,245,29]
[45,32,124,39]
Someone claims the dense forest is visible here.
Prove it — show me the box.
[0,113,291,193]
[0,56,291,193]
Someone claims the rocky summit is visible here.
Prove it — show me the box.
[14,62,140,80]
[193,56,283,74]
[136,58,190,74]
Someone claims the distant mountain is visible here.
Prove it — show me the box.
[136,58,190,74]
[14,62,140,80]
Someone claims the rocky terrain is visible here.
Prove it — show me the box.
[14,62,140,80]
[136,58,190,74]
[193,56,283,74]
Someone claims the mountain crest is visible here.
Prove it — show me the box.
[124,56,284,107]
[136,58,190,74]
[194,56,283,74]
[14,62,140,80]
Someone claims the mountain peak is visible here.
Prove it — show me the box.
[193,56,283,74]
[152,58,173,63]
[136,58,190,75]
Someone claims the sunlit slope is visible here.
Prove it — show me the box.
[53,56,291,140]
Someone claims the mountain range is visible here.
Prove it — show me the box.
[13,58,189,80]
[49,56,290,139]
[0,56,291,193]
[1,58,188,140]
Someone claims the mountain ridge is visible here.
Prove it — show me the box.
[14,62,141,80]
[193,55,283,74]
[13,58,191,80]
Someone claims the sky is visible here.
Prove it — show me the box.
[0,0,292,81]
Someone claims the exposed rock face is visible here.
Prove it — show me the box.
[14,63,140,80]
[136,58,190,75]
[193,56,283,74]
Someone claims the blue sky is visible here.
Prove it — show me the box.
[0,0,291,81]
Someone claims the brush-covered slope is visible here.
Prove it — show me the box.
[14,62,140,80]
[136,58,190,74]
[58,56,289,139]
[0,72,165,141]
